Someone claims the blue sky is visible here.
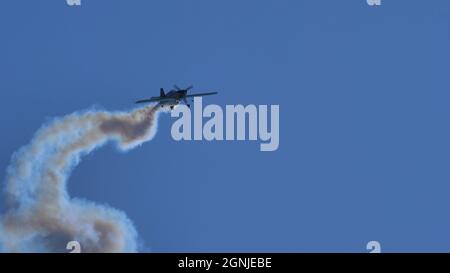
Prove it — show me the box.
[1,0,450,252]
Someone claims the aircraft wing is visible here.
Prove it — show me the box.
[185,92,218,98]
[135,97,173,104]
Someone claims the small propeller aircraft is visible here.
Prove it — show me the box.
[136,85,218,109]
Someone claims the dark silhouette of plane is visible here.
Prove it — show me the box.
[136,85,218,109]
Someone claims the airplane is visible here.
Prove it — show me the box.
[135,85,218,109]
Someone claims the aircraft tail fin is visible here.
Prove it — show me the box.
[160,88,165,97]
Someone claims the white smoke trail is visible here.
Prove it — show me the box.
[0,105,162,252]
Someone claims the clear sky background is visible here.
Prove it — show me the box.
[1,0,450,252]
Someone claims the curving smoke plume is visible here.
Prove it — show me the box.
[0,105,162,252]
